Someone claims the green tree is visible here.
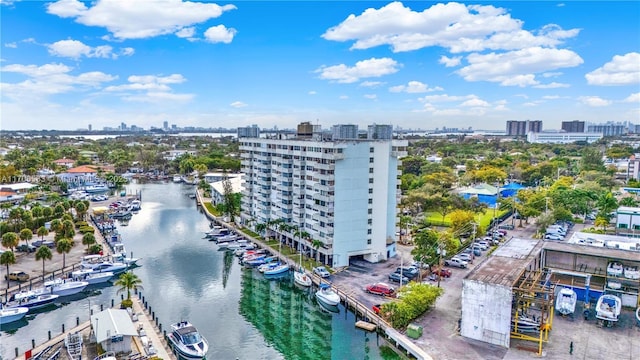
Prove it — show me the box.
[35,245,53,279]
[114,271,144,301]
[0,251,16,287]
[411,229,440,267]
[619,196,638,207]
[75,201,87,221]
[82,233,96,251]
[1,232,19,252]
[56,238,74,269]
[37,225,49,240]
[19,228,33,246]
[311,239,323,264]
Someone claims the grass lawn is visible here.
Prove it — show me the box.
[263,239,324,270]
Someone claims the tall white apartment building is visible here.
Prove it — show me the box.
[239,124,407,267]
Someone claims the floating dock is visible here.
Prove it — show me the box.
[355,320,377,332]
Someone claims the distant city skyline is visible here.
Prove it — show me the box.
[1,1,639,131]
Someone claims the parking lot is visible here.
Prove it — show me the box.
[330,217,640,360]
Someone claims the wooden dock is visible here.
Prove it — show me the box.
[355,320,377,332]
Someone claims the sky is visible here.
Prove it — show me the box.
[1,1,639,132]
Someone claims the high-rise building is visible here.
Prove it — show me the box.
[163,121,169,130]
[561,120,585,133]
[237,124,260,138]
[506,120,542,136]
[587,121,627,137]
[239,122,407,267]
[331,124,358,140]
[88,124,92,131]
[367,124,393,140]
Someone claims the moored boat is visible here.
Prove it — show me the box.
[624,265,640,280]
[33,278,89,297]
[511,315,540,333]
[607,262,623,277]
[168,320,209,359]
[315,283,340,306]
[0,304,29,325]
[65,331,83,360]
[264,263,290,276]
[71,269,114,285]
[294,268,312,287]
[4,291,59,309]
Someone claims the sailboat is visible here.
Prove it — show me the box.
[293,253,312,287]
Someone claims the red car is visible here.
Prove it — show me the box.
[365,282,396,296]
[431,268,452,278]
[372,304,382,314]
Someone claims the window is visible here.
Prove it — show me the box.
[369,168,374,173]
[369,178,374,184]
[368,199,373,204]
[368,188,373,194]
[368,209,372,214]
[370,147,374,153]
[369,157,374,163]
[368,219,372,225]
[367,239,372,245]
[367,229,372,234]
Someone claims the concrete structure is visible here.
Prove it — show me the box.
[461,238,543,348]
[587,121,627,136]
[209,175,242,205]
[526,131,603,144]
[626,156,640,180]
[237,124,260,138]
[332,124,358,140]
[91,309,138,354]
[367,124,393,140]
[615,206,640,233]
[506,120,542,136]
[238,123,407,267]
[163,149,197,161]
[561,120,585,133]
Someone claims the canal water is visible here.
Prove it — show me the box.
[0,182,390,360]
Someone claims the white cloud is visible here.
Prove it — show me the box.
[46,0,236,40]
[457,47,583,86]
[542,71,562,78]
[359,81,384,87]
[585,52,640,86]
[439,55,462,67]
[204,25,236,44]
[102,74,191,103]
[230,101,247,108]
[542,95,560,100]
[122,91,193,103]
[308,91,317,95]
[533,82,570,89]
[120,47,135,56]
[339,95,349,100]
[460,98,489,107]
[315,57,400,83]
[322,2,579,53]
[1,62,116,100]
[388,81,442,93]
[579,96,611,107]
[623,93,640,103]
[175,27,195,38]
[47,39,134,60]
[5,42,17,48]
[364,94,377,99]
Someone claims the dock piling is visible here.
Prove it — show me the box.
[62,324,65,333]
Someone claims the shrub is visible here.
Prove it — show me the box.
[120,299,133,309]
[380,283,443,329]
[79,226,95,234]
[88,244,102,255]
[75,221,88,228]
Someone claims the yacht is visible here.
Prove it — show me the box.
[71,269,114,285]
[168,321,209,359]
[81,255,128,274]
[595,294,621,322]
[65,331,83,360]
[34,278,89,297]
[4,291,59,309]
[0,304,29,324]
[111,243,140,267]
[315,283,340,306]
[555,288,577,316]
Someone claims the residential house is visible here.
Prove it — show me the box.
[54,158,75,168]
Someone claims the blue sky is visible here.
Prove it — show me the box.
[1,1,639,131]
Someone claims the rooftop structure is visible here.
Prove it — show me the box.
[526,131,603,144]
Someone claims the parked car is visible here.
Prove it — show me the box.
[444,256,468,268]
[457,253,473,263]
[475,241,490,250]
[313,266,331,278]
[388,272,410,284]
[430,268,452,278]
[365,282,396,296]
[5,271,30,282]
[545,233,564,240]
[394,266,419,279]
[32,240,56,249]
[16,244,37,253]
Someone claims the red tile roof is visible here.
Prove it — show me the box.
[67,165,97,173]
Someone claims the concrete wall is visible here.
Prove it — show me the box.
[461,280,513,348]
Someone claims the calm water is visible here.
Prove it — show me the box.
[0,182,386,360]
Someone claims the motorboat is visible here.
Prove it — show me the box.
[111,243,140,267]
[34,278,89,297]
[0,304,29,325]
[555,288,577,316]
[258,262,282,273]
[511,315,539,333]
[245,256,277,267]
[607,280,622,290]
[81,255,128,274]
[71,269,114,285]
[264,263,289,276]
[172,174,183,183]
[595,294,621,322]
[4,291,59,309]
[607,262,623,277]
[624,265,640,280]
[168,320,209,359]
[294,268,312,287]
[315,283,340,306]
[128,200,142,211]
[65,331,83,360]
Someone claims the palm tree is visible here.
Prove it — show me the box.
[19,228,33,247]
[49,219,62,233]
[75,202,87,221]
[37,226,49,240]
[255,223,267,238]
[56,238,74,269]
[1,232,19,252]
[0,251,16,287]
[114,271,144,300]
[82,233,96,251]
[35,246,53,279]
[311,239,323,264]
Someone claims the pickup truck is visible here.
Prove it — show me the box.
[444,256,468,269]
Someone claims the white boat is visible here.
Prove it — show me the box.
[71,269,114,285]
[555,288,577,316]
[5,291,59,309]
[264,263,289,275]
[168,321,209,359]
[0,304,29,324]
[65,331,83,360]
[34,278,89,297]
[172,174,183,183]
[294,268,312,287]
[624,265,640,280]
[511,315,539,333]
[595,294,622,322]
[315,283,340,306]
[111,243,140,267]
[607,262,624,277]
[81,255,128,274]
[607,280,622,290]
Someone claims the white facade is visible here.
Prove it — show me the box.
[526,131,603,144]
[239,134,407,267]
[616,206,640,232]
[461,281,513,347]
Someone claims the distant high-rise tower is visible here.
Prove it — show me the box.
[561,120,585,133]
[506,120,542,136]
[88,124,92,131]
[237,124,260,138]
[367,124,393,140]
[163,121,169,130]
[332,124,358,140]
